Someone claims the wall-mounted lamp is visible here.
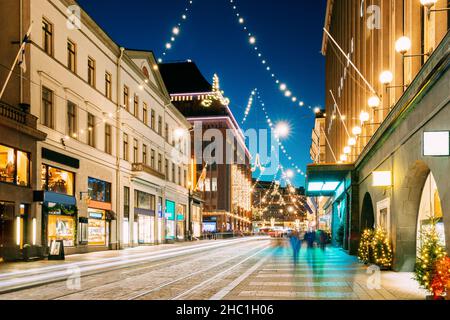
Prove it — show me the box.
[396,36,432,58]
[372,171,392,187]
[420,0,450,18]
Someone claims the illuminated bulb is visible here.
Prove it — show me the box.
[172,27,180,35]
[275,122,290,138]
[352,126,362,136]
[284,90,292,97]
[279,83,287,91]
[368,96,381,108]
[314,107,321,114]
[344,146,351,154]
[340,154,348,162]
[285,170,294,178]
[292,97,297,102]
[239,17,244,24]
[182,14,187,19]
[395,36,412,54]
[360,111,370,123]
[348,137,357,146]
[379,71,393,85]
[420,0,437,8]
[165,42,172,49]
[249,36,256,44]
[299,101,304,107]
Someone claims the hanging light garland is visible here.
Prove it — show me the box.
[158,0,195,63]
[241,89,257,124]
[228,0,321,116]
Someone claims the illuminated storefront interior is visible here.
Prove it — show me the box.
[0,144,30,186]
[165,200,176,240]
[135,191,155,244]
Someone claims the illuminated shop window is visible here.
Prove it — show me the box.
[88,177,111,202]
[41,164,75,196]
[0,144,30,186]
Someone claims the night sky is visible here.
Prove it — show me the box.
[76,0,327,187]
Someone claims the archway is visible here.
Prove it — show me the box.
[360,192,375,231]
[416,172,446,255]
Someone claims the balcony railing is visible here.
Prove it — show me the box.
[0,102,26,124]
[132,163,165,180]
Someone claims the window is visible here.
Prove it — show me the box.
[87,113,95,147]
[151,149,155,168]
[158,153,162,173]
[165,159,169,178]
[184,170,187,188]
[123,133,129,161]
[124,186,130,220]
[178,167,181,186]
[0,145,30,187]
[172,163,176,183]
[67,40,76,73]
[123,85,129,110]
[158,116,162,135]
[88,57,96,87]
[165,123,169,142]
[143,103,148,125]
[134,95,139,118]
[133,139,138,163]
[105,72,112,99]
[134,190,155,211]
[42,18,53,56]
[88,177,111,202]
[41,164,74,196]
[42,86,54,128]
[151,110,155,130]
[67,101,77,139]
[105,124,112,155]
[142,144,147,165]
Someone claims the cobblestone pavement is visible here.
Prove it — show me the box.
[0,238,427,300]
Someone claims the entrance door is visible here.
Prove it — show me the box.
[0,202,15,256]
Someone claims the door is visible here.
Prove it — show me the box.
[0,202,15,255]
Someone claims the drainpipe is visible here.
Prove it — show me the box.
[115,47,125,250]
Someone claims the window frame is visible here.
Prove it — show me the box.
[0,143,31,187]
[105,71,112,100]
[42,86,54,128]
[123,133,129,161]
[105,124,112,155]
[67,39,77,73]
[67,101,77,139]
[42,18,53,56]
[87,113,96,148]
[87,57,96,88]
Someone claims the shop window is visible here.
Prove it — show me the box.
[48,214,75,247]
[41,164,75,196]
[88,208,107,246]
[0,144,30,186]
[88,177,111,203]
[134,190,155,211]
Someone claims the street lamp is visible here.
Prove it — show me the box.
[348,137,357,146]
[343,146,351,154]
[360,111,370,123]
[379,70,394,85]
[396,36,431,58]
[420,0,449,18]
[368,96,381,108]
[340,154,348,162]
[352,126,362,136]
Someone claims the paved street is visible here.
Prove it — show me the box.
[0,237,426,300]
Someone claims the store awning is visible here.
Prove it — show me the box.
[33,191,77,206]
[306,163,354,197]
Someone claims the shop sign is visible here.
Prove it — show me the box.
[89,211,104,220]
[423,131,450,156]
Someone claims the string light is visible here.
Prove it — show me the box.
[158,0,195,63]
[228,0,320,115]
[241,89,257,124]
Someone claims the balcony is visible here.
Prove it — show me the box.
[132,163,165,180]
[0,101,46,140]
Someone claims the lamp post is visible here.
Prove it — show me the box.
[420,0,450,18]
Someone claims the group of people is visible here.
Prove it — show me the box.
[289,229,330,259]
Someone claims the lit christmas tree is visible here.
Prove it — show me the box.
[415,221,447,294]
[358,229,374,265]
[371,227,393,269]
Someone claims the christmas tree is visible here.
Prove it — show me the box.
[415,221,447,294]
[371,227,393,269]
[358,229,374,264]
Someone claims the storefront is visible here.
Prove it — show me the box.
[192,204,202,238]
[135,190,156,244]
[176,204,186,240]
[40,164,77,248]
[165,200,176,240]
[203,216,217,233]
[86,177,112,247]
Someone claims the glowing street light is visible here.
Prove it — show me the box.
[352,126,362,136]
[395,36,412,54]
[368,96,381,108]
[275,122,290,138]
[360,111,370,123]
[379,71,393,85]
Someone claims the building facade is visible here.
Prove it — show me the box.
[0,0,191,255]
[307,0,450,271]
[159,62,253,234]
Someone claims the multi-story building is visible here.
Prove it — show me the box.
[307,0,450,271]
[252,180,311,231]
[310,109,327,164]
[159,61,253,234]
[0,0,191,256]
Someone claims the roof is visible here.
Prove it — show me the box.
[158,61,213,94]
[321,0,334,56]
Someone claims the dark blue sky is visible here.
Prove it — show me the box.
[77,0,327,187]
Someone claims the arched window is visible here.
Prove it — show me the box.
[417,172,446,255]
[142,66,150,79]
